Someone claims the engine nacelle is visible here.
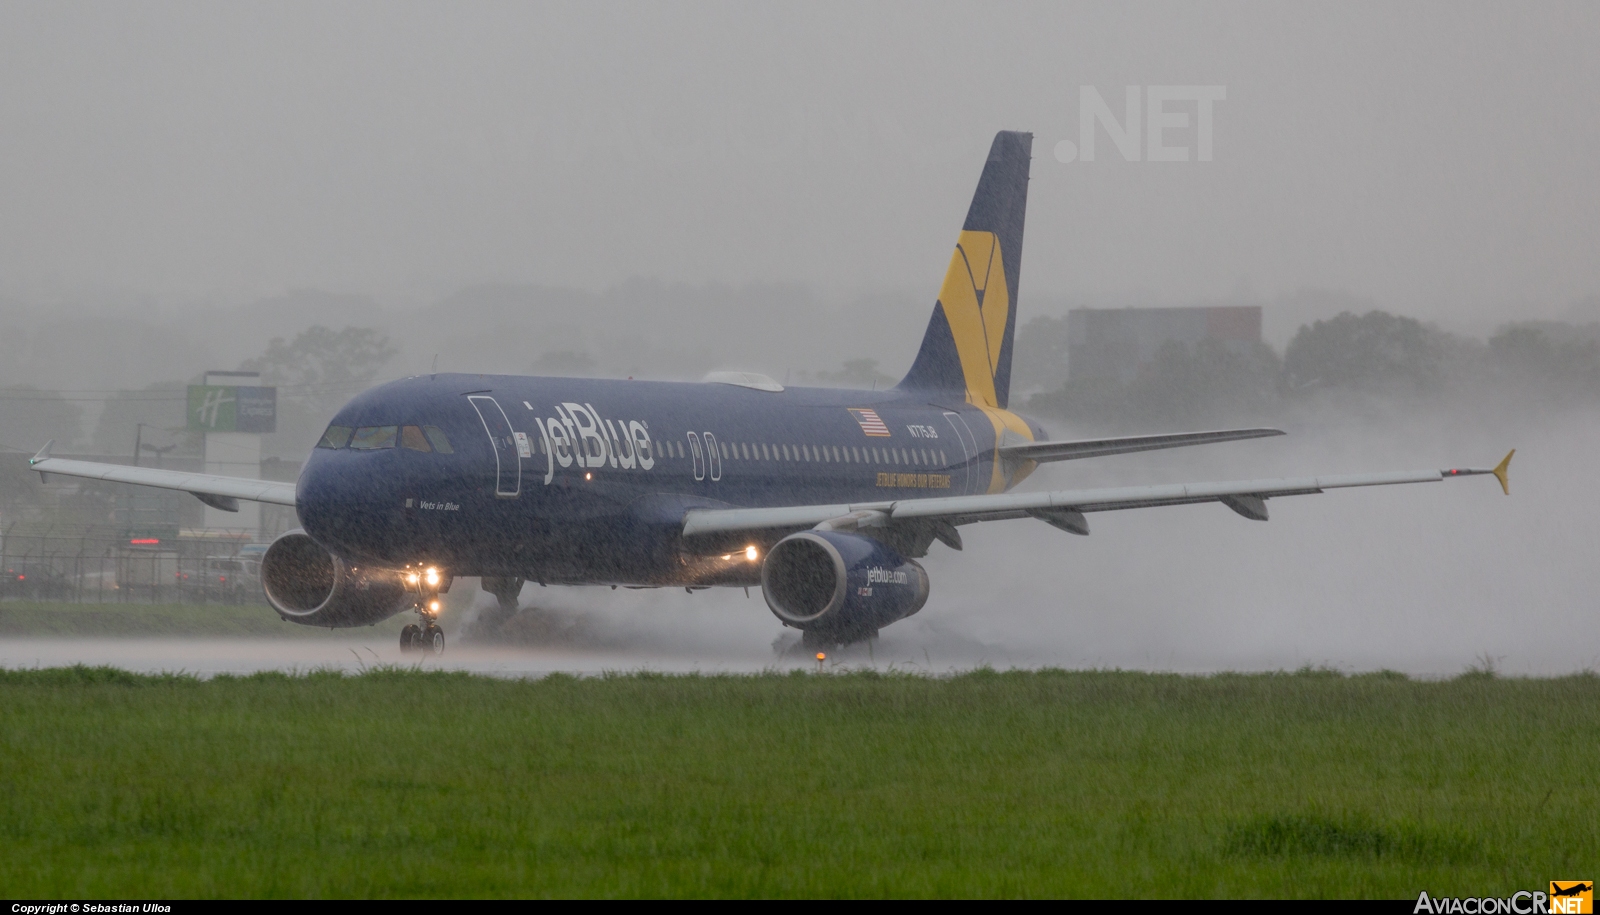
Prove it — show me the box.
[261,531,413,628]
[761,530,930,641]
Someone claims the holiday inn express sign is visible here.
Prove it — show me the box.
[187,384,277,433]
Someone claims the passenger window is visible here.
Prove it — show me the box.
[400,426,432,452]
[349,426,398,450]
[423,425,454,453]
[317,425,353,449]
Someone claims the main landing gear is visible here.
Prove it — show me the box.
[399,565,451,657]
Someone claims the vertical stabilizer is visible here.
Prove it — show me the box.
[897,130,1032,408]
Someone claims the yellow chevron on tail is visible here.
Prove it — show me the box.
[937,230,1010,410]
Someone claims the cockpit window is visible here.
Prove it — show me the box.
[400,425,432,452]
[348,425,398,450]
[317,425,353,449]
[423,425,454,453]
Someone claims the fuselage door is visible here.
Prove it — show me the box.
[468,395,521,498]
[687,432,706,481]
[943,411,980,495]
[703,432,723,481]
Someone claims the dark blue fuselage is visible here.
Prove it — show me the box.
[296,373,1044,586]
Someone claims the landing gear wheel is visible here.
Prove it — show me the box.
[400,624,421,654]
[425,624,445,656]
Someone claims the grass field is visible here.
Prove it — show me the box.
[0,666,1593,898]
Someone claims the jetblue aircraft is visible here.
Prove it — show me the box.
[28,131,1512,653]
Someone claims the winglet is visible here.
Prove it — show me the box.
[1491,449,1514,496]
[29,440,54,466]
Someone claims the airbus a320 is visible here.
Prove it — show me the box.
[27,131,1513,654]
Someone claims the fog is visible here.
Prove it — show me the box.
[2,3,1598,676]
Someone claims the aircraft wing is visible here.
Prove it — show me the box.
[681,451,1514,538]
[27,442,296,511]
[997,427,1284,464]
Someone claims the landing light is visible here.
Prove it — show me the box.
[429,600,441,613]
[424,567,440,587]
[585,472,592,481]
[745,545,759,561]
[405,572,420,587]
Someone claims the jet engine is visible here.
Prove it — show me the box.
[760,530,930,643]
[260,531,413,628]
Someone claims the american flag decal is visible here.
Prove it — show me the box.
[848,408,892,437]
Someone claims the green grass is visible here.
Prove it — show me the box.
[0,666,1593,898]
[0,600,412,637]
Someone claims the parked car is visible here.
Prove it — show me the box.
[1,562,72,600]
[179,556,262,604]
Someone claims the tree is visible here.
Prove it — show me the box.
[1283,311,1449,391]
[1488,322,1600,387]
[811,358,896,388]
[90,381,191,457]
[240,325,398,391]
[239,326,398,455]
[0,387,85,453]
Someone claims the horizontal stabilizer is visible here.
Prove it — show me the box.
[999,427,1284,465]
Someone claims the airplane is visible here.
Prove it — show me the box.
[25,130,1514,654]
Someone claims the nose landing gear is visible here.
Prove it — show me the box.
[399,566,450,656]
[400,621,445,656]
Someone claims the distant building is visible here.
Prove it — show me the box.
[1066,306,1262,384]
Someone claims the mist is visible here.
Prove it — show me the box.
[1,2,1597,676]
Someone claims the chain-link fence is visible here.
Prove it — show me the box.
[0,521,268,605]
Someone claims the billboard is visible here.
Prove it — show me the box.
[187,385,276,433]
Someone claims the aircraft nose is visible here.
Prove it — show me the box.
[295,451,405,560]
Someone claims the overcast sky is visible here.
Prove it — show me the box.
[2,1,1597,329]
